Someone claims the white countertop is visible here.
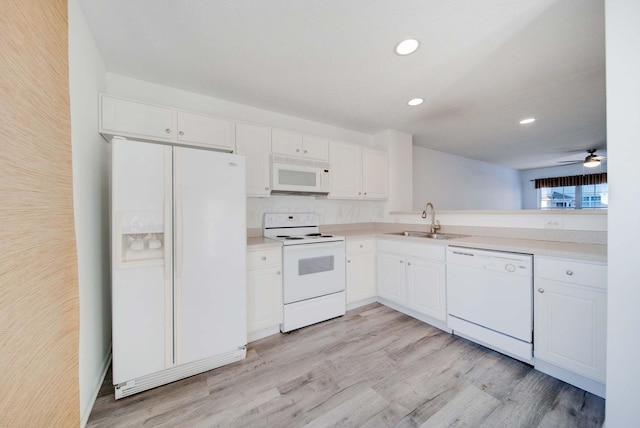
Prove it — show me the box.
[248,228,606,263]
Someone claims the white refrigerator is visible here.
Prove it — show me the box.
[111,137,246,399]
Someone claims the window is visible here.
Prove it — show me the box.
[535,173,607,210]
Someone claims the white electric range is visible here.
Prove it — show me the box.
[263,213,346,332]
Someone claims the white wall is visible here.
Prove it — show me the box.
[605,0,640,425]
[68,1,110,425]
[520,163,608,209]
[413,146,522,210]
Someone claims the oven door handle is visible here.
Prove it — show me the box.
[282,241,345,252]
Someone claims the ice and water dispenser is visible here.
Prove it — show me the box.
[117,211,165,266]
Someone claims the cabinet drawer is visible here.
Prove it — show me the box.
[346,238,375,254]
[536,257,607,289]
[377,238,445,262]
[247,248,282,269]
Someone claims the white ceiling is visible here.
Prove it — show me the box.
[78,0,606,170]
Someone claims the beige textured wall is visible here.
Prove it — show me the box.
[0,0,79,426]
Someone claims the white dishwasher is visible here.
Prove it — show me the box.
[446,246,533,363]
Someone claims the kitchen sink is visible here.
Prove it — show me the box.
[391,231,470,240]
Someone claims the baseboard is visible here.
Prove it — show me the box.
[248,325,281,343]
[81,347,112,428]
[534,359,606,398]
[376,298,451,333]
[346,296,377,311]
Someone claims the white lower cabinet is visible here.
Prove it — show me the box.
[534,256,607,397]
[247,247,283,342]
[346,239,376,308]
[376,239,446,323]
[406,257,446,321]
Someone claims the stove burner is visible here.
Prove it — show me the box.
[321,235,333,238]
[276,235,290,238]
[286,236,304,240]
[305,233,322,237]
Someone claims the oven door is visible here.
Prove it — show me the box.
[283,242,346,304]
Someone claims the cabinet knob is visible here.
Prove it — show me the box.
[304,150,308,154]
[165,128,171,134]
[538,288,545,293]
[359,244,363,248]
[364,192,367,195]
[276,271,281,275]
[261,256,267,260]
[179,130,184,136]
[400,260,404,264]
[296,148,300,152]
[358,192,361,195]
[265,187,270,191]
[347,260,351,263]
[566,270,574,276]
[407,262,411,266]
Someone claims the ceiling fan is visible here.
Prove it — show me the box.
[558,149,606,168]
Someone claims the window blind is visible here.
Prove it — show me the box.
[534,173,607,189]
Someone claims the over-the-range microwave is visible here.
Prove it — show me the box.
[271,155,330,195]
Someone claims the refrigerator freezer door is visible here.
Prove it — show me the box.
[112,139,173,384]
[174,147,247,365]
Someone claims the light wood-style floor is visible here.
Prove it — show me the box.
[87,303,605,427]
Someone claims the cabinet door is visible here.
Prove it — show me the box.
[177,111,235,151]
[236,123,271,197]
[101,95,175,141]
[362,149,388,199]
[346,252,376,304]
[377,252,405,304]
[272,129,302,156]
[247,266,283,333]
[535,279,607,382]
[302,135,329,160]
[328,142,363,199]
[406,257,446,321]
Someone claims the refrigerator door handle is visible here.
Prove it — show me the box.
[173,148,184,364]
[163,146,173,367]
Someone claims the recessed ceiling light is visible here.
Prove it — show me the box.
[519,118,536,125]
[395,39,420,55]
[408,98,424,106]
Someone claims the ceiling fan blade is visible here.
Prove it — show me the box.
[557,160,582,164]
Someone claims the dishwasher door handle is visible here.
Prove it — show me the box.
[452,251,475,257]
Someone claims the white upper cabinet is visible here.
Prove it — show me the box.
[100,94,235,152]
[176,111,235,151]
[362,148,388,199]
[101,95,176,142]
[272,129,329,161]
[329,141,388,200]
[302,135,329,160]
[235,123,272,197]
[329,142,363,198]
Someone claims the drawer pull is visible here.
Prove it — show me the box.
[261,256,267,261]
[566,270,574,276]
[538,288,544,293]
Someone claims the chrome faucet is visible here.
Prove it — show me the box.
[421,202,441,234]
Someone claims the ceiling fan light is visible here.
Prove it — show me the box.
[584,158,601,168]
